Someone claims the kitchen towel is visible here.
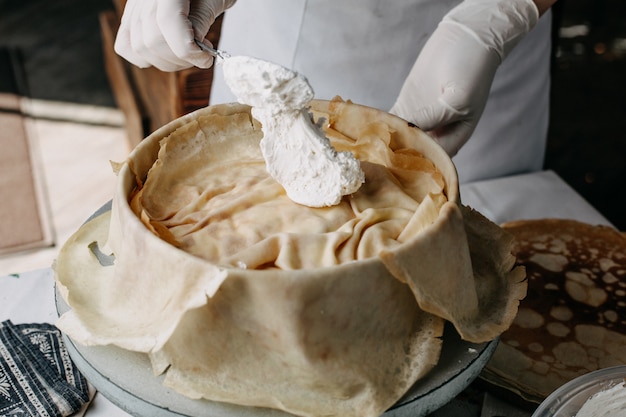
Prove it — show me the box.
[0,320,89,416]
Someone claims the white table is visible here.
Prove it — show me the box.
[0,170,614,417]
[459,170,612,227]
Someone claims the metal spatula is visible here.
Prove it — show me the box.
[194,39,231,60]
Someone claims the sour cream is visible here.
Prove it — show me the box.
[576,383,626,417]
[222,56,364,207]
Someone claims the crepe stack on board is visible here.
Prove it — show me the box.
[482,219,626,404]
[54,100,526,417]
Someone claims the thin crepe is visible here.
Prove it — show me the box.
[130,107,447,269]
[55,100,525,417]
[482,219,626,403]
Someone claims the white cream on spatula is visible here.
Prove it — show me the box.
[222,56,364,207]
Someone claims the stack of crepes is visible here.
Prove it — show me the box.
[54,98,526,417]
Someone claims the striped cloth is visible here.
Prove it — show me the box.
[0,320,89,416]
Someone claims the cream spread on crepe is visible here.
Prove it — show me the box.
[576,383,626,417]
[222,56,364,207]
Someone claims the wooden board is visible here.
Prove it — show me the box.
[0,46,53,255]
[0,93,53,254]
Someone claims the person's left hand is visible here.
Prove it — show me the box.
[390,0,539,156]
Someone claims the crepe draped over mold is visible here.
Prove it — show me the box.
[54,101,526,417]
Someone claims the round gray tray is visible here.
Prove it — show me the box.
[55,202,497,417]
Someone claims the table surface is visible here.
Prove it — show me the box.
[0,170,614,417]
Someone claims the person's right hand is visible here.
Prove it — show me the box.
[114,0,236,72]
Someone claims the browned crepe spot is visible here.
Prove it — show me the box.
[482,219,626,403]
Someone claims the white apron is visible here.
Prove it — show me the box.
[210,0,552,184]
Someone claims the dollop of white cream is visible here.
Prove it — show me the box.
[222,56,364,207]
[576,383,626,417]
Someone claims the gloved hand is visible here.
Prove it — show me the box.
[114,0,237,72]
[390,0,539,156]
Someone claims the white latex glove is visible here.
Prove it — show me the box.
[390,0,539,156]
[114,0,236,72]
